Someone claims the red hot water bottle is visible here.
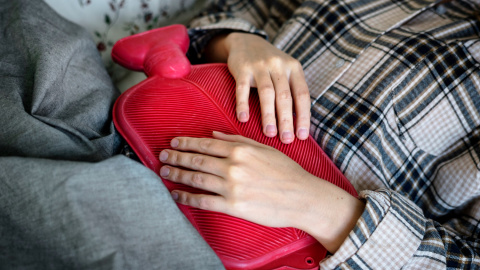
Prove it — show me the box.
[112,24,357,270]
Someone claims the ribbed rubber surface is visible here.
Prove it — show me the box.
[113,63,357,270]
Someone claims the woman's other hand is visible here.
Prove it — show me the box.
[159,132,365,253]
[204,33,311,144]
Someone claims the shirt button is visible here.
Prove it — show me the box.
[436,5,446,14]
[335,59,345,68]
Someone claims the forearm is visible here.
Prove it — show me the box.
[290,174,365,253]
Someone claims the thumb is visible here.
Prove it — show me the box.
[212,131,264,147]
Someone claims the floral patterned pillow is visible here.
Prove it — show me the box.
[44,0,208,82]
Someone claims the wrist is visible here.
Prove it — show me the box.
[203,32,232,63]
[293,176,365,253]
[203,32,263,63]
[317,193,365,253]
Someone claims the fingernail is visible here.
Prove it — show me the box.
[171,138,179,148]
[266,124,276,136]
[171,192,179,201]
[282,131,294,142]
[159,150,168,162]
[239,112,248,122]
[160,166,170,177]
[298,128,308,139]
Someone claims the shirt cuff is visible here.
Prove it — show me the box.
[320,189,426,269]
[187,19,268,62]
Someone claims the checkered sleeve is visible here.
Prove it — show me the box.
[299,0,480,268]
[321,188,480,269]
[320,189,426,269]
[187,0,269,61]
[187,0,301,61]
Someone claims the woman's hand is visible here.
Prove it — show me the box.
[204,33,311,144]
[159,132,365,253]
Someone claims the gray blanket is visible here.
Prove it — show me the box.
[0,1,223,269]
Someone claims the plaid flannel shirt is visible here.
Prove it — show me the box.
[187,0,480,268]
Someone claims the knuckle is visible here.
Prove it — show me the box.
[279,116,292,125]
[176,138,185,148]
[262,112,276,121]
[236,82,251,90]
[177,192,187,204]
[266,55,283,66]
[226,181,241,198]
[199,139,212,152]
[258,84,275,94]
[277,90,293,101]
[298,113,311,122]
[169,167,180,180]
[236,99,248,107]
[184,194,195,207]
[197,197,211,210]
[230,145,248,159]
[191,155,205,167]
[290,59,303,70]
[229,196,246,212]
[191,173,204,187]
[296,89,310,100]
[169,151,179,164]
[227,165,241,178]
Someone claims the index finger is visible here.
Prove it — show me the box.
[170,136,235,157]
[290,66,311,140]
